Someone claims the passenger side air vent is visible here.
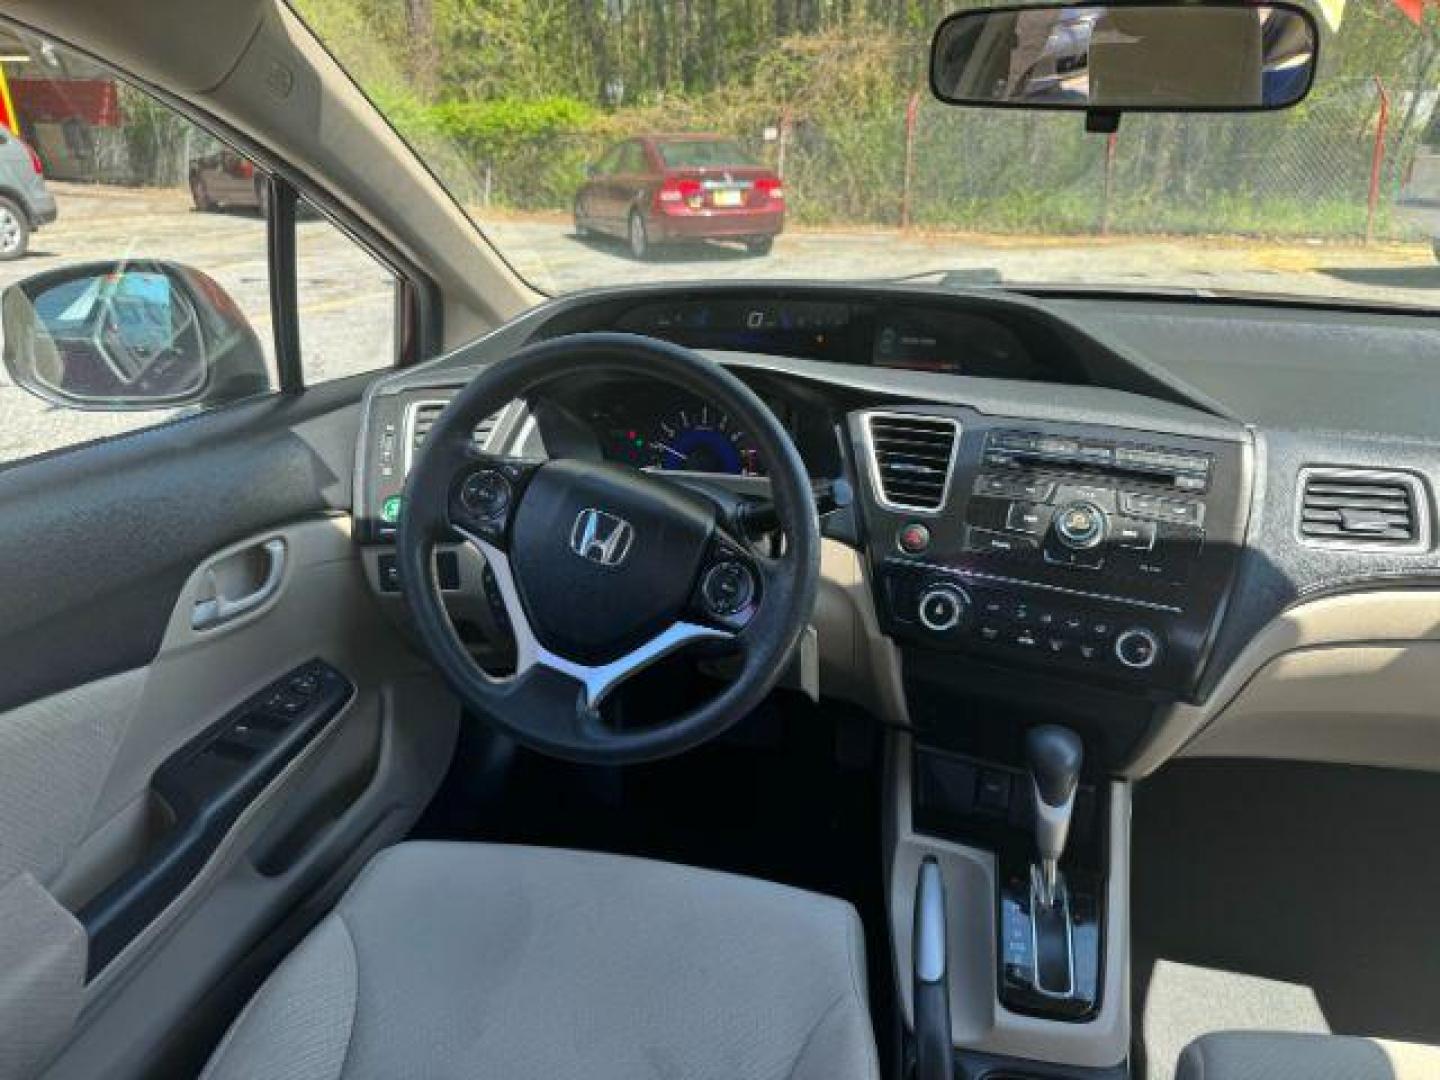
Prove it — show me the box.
[1298,468,1429,551]
[863,412,961,512]
[406,400,503,468]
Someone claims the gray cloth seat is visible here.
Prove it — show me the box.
[202,841,880,1080]
[1177,1031,1440,1080]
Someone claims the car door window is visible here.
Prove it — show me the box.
[0,38,278,467]
[295,196,397,381]
[595,145,624,176]
[618,142,648,175]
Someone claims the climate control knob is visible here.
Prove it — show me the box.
[1115,627,1162,670]
[917,583,970,634]
[1053,501,1107,550]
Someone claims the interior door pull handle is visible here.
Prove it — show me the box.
[191,538,287,630]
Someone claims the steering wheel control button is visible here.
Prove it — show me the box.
[1115,627,1162,670]
[917,583,969,634]
[897,522,931,554]
[1053,501,1107,550]
[702,561,756,617]
[460,470,512,519]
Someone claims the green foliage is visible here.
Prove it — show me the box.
[287,0,1439,240]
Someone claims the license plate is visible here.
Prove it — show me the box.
[712,188,744,208]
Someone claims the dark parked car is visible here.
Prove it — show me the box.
[574,134,784,259]
[190,144,268,214]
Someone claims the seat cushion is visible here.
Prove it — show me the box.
[1177,1031,1440,1080]
[203,842,879,1080]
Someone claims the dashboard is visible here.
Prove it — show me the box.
[551,293,1087,382]
[352,280,1440,773]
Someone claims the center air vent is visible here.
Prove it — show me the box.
[406,399,503,469]
[1298,468,1429,551]
[863,412,961,512]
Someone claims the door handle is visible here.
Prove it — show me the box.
[191,538,287,630]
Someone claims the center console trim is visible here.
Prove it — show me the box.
[886,733,1132,1070]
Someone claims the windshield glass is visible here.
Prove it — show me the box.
[295,0,1440,310]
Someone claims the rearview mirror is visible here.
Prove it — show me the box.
[931,2,1318,113]
[1,260,269,411]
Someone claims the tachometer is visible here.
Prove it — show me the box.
[648,403,762,476]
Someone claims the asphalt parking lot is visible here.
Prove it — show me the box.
[488,212,1440,304]
[2,181,1437,465]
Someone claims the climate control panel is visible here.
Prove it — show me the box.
[882,564,1173,683]
[852,408,1248,697]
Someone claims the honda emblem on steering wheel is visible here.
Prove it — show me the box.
[570,508,635,567]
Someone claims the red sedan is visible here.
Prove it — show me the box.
[574,134,784,260]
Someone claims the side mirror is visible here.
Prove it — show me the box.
[931,1,1319,114]
[1,260,270,411]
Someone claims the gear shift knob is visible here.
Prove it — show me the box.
[1025,725,1083,906]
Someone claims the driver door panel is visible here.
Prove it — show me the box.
[0,390,458,1079]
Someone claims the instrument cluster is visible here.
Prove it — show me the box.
[587,389,769,476]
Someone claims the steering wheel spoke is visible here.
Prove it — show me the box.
[463,530,732,711]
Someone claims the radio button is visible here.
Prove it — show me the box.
[1116,627,1162,670]
[1159,499,1204,526]
[1113,517,1157,550]
[1054,483,1118,513]
[1053,501,1107,550]
[918,584,969,633]
[1016,477,1056,502]
[1120,491,1205,526]
[975,474,1013,497]
[966,527,1038,557]
[1005,501,1046,534]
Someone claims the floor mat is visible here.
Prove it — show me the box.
[1132,759,1440,1080]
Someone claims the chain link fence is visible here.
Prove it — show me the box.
[777,74,1433,240]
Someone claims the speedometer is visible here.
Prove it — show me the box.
[648,403,763,476]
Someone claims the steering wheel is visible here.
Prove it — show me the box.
[397,333,821,765]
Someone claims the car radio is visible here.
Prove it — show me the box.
[855,411,1247,697]
[965,430,1210,586]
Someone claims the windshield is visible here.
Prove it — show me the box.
[296,1,1440,310]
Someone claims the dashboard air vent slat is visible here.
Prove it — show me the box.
[409,401,502,459]
[864,413,961,512]
[1298,469,1428,550]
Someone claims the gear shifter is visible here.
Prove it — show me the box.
[1025,725,1083,908]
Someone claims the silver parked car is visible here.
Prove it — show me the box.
[0,129,56,260]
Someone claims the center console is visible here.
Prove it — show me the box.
[853,407,1248,702]
[861,404,1249,1076]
